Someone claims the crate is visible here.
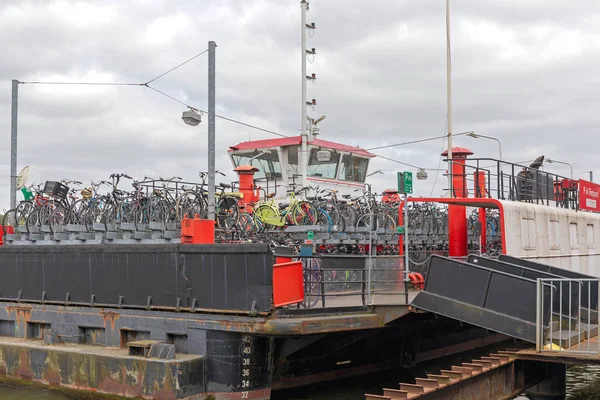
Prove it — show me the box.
[43,181,69,200]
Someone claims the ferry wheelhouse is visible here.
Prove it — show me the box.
[228,135,376,198]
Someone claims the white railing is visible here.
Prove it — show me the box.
[536,278,600,354]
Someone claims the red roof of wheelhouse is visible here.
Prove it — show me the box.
[228,135,376,158]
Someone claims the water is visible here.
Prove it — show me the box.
[4,363,600,399]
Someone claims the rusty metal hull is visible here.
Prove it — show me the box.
[0,302,275,399]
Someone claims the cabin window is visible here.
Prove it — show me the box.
[569,222,579,250]
[231,151,281,180]
[308,149,340,179]
[521,217,536,250]
[549,220,560,250]
[587,224,595,249]
[338,155,369,183]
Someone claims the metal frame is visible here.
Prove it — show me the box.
[536,277,600,355]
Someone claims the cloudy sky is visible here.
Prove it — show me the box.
[1,0,599,209]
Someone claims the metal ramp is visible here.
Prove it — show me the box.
[499,254,599,320]
[467,255,582,321]
[411,255,555,343]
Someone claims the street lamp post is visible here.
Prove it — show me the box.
[207,40,216,221]
[467,132,502,162]
[10,80,18,209]
[546,158,573,179]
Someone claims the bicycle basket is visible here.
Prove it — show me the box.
[20,187,34,201]
[43,181,69,200]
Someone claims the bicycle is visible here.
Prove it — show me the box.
[253,187,317,229]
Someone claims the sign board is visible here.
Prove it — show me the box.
[396,226,405,234]
[397,171,413,194]
[579,180,600,212]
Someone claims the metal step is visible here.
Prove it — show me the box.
[365,349,516,399]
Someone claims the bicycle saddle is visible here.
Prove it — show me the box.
[219,182,231,188]
[265,193,276,199]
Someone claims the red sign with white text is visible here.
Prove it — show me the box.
[579,180,600,212]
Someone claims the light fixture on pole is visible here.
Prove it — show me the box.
[248,150,270,165]
[466,132,503,162]
[546,158,573,179]
[366,169,383,178]
[416,168,428,180]
[182,108,202,126]
[309,114,326,137]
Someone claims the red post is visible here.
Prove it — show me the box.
[398,200,404,255]
[442,147,473,258]
[0,226,13,246]
[475,171,487,251]
[181,214,215,244]
[234,164,260,206]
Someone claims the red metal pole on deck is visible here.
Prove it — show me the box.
[475,171,487,252]
[398,200,404,255]
[443,147,473,258]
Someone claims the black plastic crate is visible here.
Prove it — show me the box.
[43,181,69,200]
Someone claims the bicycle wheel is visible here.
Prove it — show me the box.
[102,204,119,232]
[117,197,140,228]
[216,196,240,231]
[318,202,344,231]
[254,204,280,230]
[26,209,41,234]
[356,213,375,229]
[83,196,109,232]
[175,191,207,220]
[38,203,54,230]
[49,204,69,234]
[316,208,333,232]
[289,201,317,225]
[1,209,18,238]
[378,212,396,230]
[339,203,356,228]
[237,212,255,240]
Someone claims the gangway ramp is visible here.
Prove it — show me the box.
[499,254,598,322]
[468,255,581,321]
[411,255,554,343]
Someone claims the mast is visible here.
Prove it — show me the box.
[300,0,317,189]
[446,0,453,196]
[300,0,308,188]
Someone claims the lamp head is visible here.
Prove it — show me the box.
[313,115,327,125]
[467,132,478,138]
[182,109,202,126]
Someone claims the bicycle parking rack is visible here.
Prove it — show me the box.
[283,225,399,245]
[4,222,182,245]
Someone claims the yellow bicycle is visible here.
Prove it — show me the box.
[253,189,317,229]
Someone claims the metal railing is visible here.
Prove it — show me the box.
[445,158,577,209]
[296,255,408,309]
[536,278,600,354]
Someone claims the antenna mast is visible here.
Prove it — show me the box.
[300,0,317,189]
[446,0,453,196]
